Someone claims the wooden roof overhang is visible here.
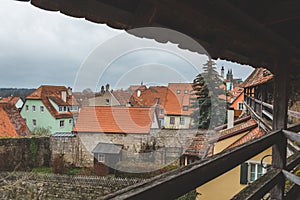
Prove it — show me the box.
[16,0,300,76]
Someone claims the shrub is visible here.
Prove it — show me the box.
[52,154,64,174]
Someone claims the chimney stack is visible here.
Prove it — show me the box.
[106,84,110,92]
[101,86,105,95]
[227,108,234,129]
[61,91,67,102]
[67,87,72,96]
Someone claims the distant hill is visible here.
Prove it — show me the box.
[0,88,35,100]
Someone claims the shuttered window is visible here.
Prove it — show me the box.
[240,162,248,184]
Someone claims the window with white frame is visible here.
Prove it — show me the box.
[69,119,72,124]
[249,162,266,182]
[184,90,188,94]
[32,119,37,127]
[170,117,175,124]
[40,106,44,112]
[176,90,181,94]
[240,161,268,184]
[59,106,62,112]
[180,117,185,125]
[96,153,105,162]
[59,120,64,128]
[238,102,244,110]
[25,105,29,111]
[32,105,36,112]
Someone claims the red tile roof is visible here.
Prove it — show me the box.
[209,118,258,143]
[226,126,265,150]
[164,83,194,115]
[73,106,156,134]
[214,115,251,131]
[26,85,76,119]
[240,68,274,88]
[184,133,212,157]
[128,85,147,92]
[0,103,29,137]
[131,86,169,107]
[0,96,21,105]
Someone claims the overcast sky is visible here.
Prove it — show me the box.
[0,0,254,92]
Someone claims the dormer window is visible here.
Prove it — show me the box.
[183,106,188,111]
[105,99,110,105]
[59,106,68,112]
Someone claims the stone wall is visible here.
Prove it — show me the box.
[0,137,50,171]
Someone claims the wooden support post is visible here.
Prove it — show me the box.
[271,65,288,199]
[254,86,259,114]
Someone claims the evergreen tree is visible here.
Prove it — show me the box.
[190,59,226,129]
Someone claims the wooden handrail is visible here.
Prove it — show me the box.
[231,168,282,200]
[234,122,300,199]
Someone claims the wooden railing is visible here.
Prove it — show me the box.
[101,123,300,200]
[244,94,300,123]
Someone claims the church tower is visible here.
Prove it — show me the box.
[221,66,225,80]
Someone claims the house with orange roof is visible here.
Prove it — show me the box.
[0,96,24,109]
[73,106,159,168]
[130,86,169,127]
[0,102,30,137]
[20,85,79,134]
[193,116,272,199]
[164,83,195,129]
[228,86,245,118]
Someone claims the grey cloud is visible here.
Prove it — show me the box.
[0,0,253,91]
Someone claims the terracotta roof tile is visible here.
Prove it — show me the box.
[226,127,265,150]
[0,103,29,137]
[209,118,258,143]
[131,86,169,107]
[164,83,195,115]
[73,106,155,134]
[184,133,212,157]
[0,96,21,105]
[240,68,274,88]
[128,85,147,92]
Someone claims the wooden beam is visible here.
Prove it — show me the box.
[271,65,289,199]
[101,130,281,200]
[282,170,300,186]
[283,130,300,143]
[231,168,282,200]
[286,151,300,171]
